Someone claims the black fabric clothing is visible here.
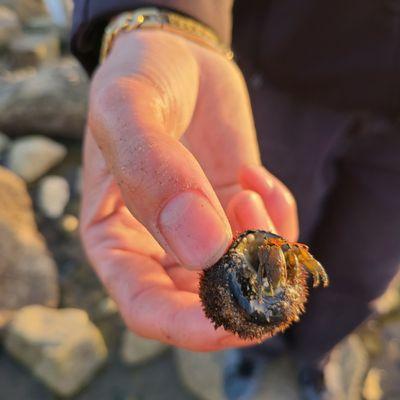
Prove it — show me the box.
[247,75,400,365]
[72,0,400,114]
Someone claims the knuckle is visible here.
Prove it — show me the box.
[88,77,128,130]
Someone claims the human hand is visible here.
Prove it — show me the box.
[81,30,298,351]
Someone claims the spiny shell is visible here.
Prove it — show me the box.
[199,230,311,340]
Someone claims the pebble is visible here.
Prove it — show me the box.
[7,135,66,182]
[37,175,70,218]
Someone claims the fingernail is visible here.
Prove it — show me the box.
[159,191,231,269]
[234,191,275,232]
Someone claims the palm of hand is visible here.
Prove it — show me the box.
[82,31,297,351]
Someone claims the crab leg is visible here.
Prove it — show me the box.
[296,246,329,287]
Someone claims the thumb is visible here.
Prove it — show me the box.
[89,77,232,270]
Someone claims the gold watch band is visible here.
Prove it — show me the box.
[100,8,234,63]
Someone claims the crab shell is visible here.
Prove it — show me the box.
[199,230,310,340]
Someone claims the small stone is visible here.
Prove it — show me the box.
[5,305,107,397]
[174,348,225,400]
[0,167,59,327]
[0,131,10,152]
[60,213,79,232]
[95,297,118,319]
[0,6,20,47]
[38,175,70,218]
[7,135,66,182]
[9,32,60,68]
[363,368,384,400]
[325,334,369,400]
[120,330,168,365]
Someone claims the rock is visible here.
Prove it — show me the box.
[60,213,79,233]
[0,167,59,327]
[363,368,384,400]
[325,334,369,400]
[95,297,118,320]
[0,131,10,152]
[0,6,20,48]
[0,0,47,25]
[174,348,225,400]
[7,136,66,182]
[0,58,88,138]
[5,306,108,397]
[120,330,168,365]
[374,273,400,315]
[363,319,400,399]
[175,349,299,400]
[37,175,70,218]
[24,15,55,32]
[8,32,60,68]
[253,356,299,400]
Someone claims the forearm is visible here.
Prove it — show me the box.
[71,0,233,75]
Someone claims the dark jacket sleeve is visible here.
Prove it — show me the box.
[71,0,233,75]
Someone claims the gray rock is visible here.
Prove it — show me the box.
[5,305,108,397]
[373,273,400,315]
[0,131,10,152]
[0,6,20,47]
[120,330,168,365]
[174,348,225,400]
[362,319,400,400]
[0,167,59,327]
[0,0,47,25]
[0,58,88,138]
[7,135,66,182]
[175,348,300,400]
[8,32,60,68]
[37,175,70,218]
[325,334,369,400]
[252,355,299,400]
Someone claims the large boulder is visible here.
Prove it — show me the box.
[5,305,108,396]
[0,58,88,138]
[0,167,59,327]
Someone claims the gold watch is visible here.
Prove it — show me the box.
[100,8,234,63]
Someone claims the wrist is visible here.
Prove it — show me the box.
[101,8,233,64]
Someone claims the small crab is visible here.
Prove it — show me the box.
[199,230,329,339]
